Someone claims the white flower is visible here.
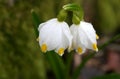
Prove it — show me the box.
[70,21,98,54]
[38,18,72,56]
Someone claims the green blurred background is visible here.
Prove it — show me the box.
[0,0,120,79]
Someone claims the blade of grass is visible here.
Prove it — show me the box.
[72,34,120,79]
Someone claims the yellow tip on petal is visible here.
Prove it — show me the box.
[36,37,40,42]
[77,47,83,54]
[58,48,64,56]
[96,34,99,39]
[41,44,47,53]
[92,43,98,52]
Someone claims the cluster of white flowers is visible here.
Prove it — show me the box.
[38,18,99,56]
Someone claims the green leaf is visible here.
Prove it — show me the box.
[65,51,74,79]
[72,34,120,79]
[31,9,42,37]
[63,3,84,23]
[99,34,120,49]
[46,51,65,79]
[92,73,120,79]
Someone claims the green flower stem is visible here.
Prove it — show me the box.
[72,34,120,79]
[65,51,74,79]
[46,51,65,79]
[63,3,81,11]
[63,3,84,24]
[72,13,81,25]
[57,9,67,22]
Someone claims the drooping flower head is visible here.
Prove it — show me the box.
[37,3,99,56]
[70,21,99,54]
[38,18,72,56]
[61,4,99,54]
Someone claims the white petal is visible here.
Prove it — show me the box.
[78,21,97,50]
[55,23,71,54]
[70,22,98,53]
[70,25,87,54]
[61,23,73,50]
[39,18,62,51]
[39,18,72,54]
[38,18,57,31]
[70,24,79,49]
[80,21,96,43]
[80,21,96,33]
[38,23,46,31]
[77,31,87,54]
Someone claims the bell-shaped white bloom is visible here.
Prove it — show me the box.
[70,21,98,55]
[38,18,73,56]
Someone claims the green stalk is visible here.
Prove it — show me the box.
[65,51,74,79]
[63,3,81,11]
[63,3,84,24]
[46,51,65,79]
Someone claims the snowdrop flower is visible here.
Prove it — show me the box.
[70,21,98,54]
[38,18,72,56]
